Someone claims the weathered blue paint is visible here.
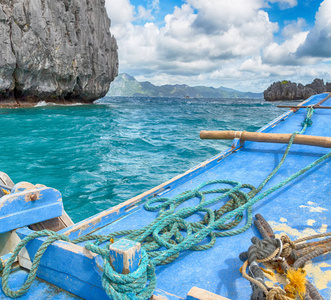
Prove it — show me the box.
[1,93,330,299]
[0,269,81,299]
[15,228,109,300]
[109,239,141,274]
[0,186,63,234]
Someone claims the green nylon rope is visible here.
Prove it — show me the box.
[2,108,330,299]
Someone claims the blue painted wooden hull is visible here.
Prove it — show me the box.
[1,93,330,299]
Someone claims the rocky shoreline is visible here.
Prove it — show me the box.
[0,99,93,108]
[264,78,331,101]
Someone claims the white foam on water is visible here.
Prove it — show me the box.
[34,101,84,107]
[34,101,56,107]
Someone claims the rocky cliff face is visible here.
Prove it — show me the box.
[264,78,331,101]
[0,0,118,104]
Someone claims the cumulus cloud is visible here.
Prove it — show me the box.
[296,0,331,58]
[188,0,267,34]
[240,56,298,77]
[104,0,135,26]
[262,31,313,65]
[241,56,331,82]
[282,18,307,39]
[257,1,331,66]
[104,0,157,26]
[107,0,278,77]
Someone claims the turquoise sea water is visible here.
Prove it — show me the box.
[0,97,298,223]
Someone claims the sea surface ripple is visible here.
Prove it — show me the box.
[0,97,298,222]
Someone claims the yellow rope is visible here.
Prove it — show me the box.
[1,189,9,195]
[260,267,275,277]
[285,268,306,300]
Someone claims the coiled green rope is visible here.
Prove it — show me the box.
[2,108,330,299]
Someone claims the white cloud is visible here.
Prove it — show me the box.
[188,0,267,34]
[111,22,160,72]
[150,0,160,11]
[268,0,297,10]
[296,0,331,58]
[136,6,154,21]
[241,56,299,76]
[262,31,313,65]
[282,18,307,38]
[104,0,135,26]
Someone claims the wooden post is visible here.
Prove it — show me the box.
[109,239,141,274]
[200,131,331,148]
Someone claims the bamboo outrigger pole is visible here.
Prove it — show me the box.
[200,130,331,148]
[277,92,331,109]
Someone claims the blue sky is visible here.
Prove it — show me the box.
[105,0,330,92]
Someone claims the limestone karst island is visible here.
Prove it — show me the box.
[0,0,118,107]
[264,78,331,101]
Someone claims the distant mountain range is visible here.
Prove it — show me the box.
[107,73,263,99]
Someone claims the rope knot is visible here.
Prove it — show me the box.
[266,287,288,300]
[247,237,280,263]
[301,117,313,127]
[280,235,295,259]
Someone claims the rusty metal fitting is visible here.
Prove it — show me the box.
[29,194,38,201]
